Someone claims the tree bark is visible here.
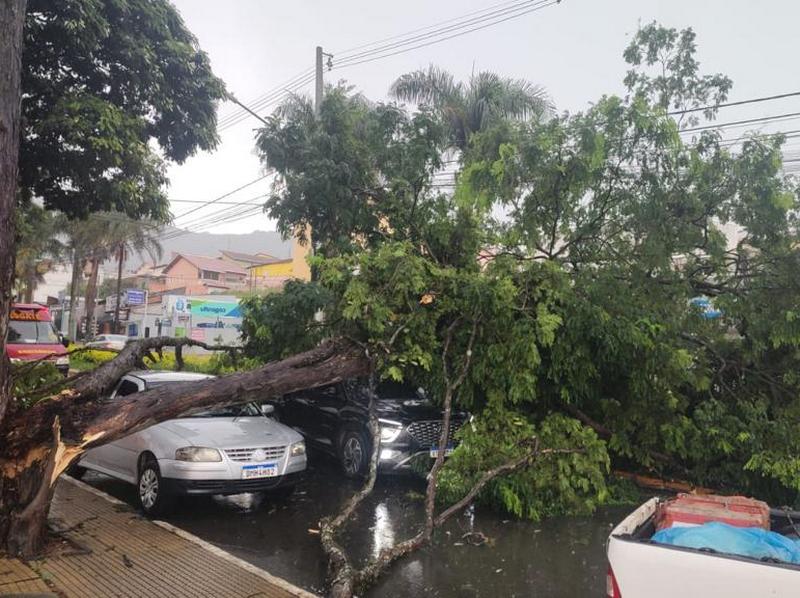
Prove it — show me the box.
[67,246,83,341]
[82,255,100,339]
[0,0,27,425]
[0,336,370,557]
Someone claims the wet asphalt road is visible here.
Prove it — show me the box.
[82,453,626,597]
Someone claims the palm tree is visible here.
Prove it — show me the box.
[390,65,552,150]
[66,213,162,339]
[14,206,66,302]
[105,217,163,332]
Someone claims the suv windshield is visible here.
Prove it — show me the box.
[146,380,261,418]
[8,320,59,344]
[376,381,425,400]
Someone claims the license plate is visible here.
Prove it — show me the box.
[429,446,455,458]
[241,462,278,479]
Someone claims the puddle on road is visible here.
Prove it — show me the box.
[82,457,627,597]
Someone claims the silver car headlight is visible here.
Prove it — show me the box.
[175,447,221,462]
[290,441,306,457]
[379,419,403,443]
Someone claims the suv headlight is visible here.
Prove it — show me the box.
[379,419,403,443]
[175,447,221,462]
[290,441,306,457]
[55,356,69,366]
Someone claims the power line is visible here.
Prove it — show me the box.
[333,1,559,70]
[169,199,265,206]
[218,71,316,131]
[220,0,561,130]
[333,0,552,66]
[217,68,315,128]
[680,111,800,134]
[171,175,271,224]
[334,0,534,56]
[668,91,800,116]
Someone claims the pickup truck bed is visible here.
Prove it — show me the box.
[607,497,800,597]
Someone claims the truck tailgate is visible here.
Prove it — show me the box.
[608,536,800,597]
[608,498,800,597]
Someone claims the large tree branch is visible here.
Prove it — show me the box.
[319,376,381,598]
[0,338,369,459]
[353,438,578,593]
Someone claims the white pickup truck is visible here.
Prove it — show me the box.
[607,497,800,597]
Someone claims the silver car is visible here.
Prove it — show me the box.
[72,370,306,514]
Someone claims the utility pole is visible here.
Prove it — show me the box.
[315,46,323,117]
[314,46,332,117]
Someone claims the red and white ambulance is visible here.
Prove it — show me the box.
[6,303,69,375]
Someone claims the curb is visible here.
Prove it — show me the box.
[61,475,318,598]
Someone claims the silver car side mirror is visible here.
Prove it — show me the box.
[260,403,275,416]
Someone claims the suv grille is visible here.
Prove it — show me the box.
[224,446,286,462]
[406,420,465,448]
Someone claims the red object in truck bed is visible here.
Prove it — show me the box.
[655,493,770,531]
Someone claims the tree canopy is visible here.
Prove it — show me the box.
[19,0,226,220]
[246,22,800,514]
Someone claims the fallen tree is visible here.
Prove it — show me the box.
[0,336,369,557]
[318,322,582,598]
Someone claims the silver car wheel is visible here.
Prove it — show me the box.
[343,436,363,475]
[139,468,159,510]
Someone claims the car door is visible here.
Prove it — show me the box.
[309,384,348,451]
[80,376,144,481]
[102,377,150,480]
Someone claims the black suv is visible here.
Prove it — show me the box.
[276,379,469,477]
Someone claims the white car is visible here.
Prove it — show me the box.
[72,370,307,515]
[85,334,130,351]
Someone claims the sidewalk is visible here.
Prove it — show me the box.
[1,476,317,598]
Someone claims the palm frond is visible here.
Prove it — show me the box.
[389,65,461,106]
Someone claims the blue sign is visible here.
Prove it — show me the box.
[689,296,722,320]
[126,289,146,305]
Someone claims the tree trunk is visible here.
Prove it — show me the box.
[0,0,27,425]
[67,247,83,341]
[0,337,370,557]
[113,245,124,333]
[83,255,100,339]
[22,271,34,303]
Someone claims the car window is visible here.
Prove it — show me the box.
[180,402,261,418]
[8,320,59,344]
[115,379,141,397]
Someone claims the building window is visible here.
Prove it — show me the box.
[201,270,220,281]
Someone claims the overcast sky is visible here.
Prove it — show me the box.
[165,0,800,235]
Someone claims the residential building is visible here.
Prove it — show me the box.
[148,253,248,295]
[219,250,278,270]
[247,236,312,288]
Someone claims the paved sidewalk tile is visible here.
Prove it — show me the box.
[0,558,53,596]
[24,477,316,598]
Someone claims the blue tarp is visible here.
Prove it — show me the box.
[652,522,800,564]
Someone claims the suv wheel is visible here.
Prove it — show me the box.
[339,430,369,478]
[137,456,173,516]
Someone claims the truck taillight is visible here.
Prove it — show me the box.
[606,565,621,598]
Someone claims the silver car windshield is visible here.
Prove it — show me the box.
[145,380,262,418]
